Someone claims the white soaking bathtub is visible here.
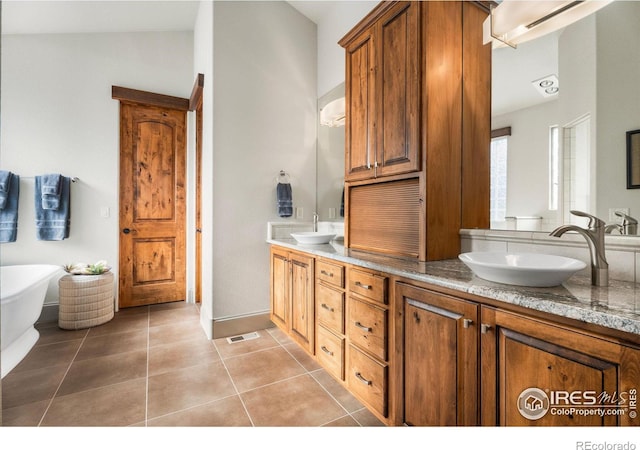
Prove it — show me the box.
[1,264,62,378]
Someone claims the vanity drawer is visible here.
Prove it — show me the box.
[349,268,387,304]
[348,296,387,361]
[316,283,345,334]
[317,260,345,288]
[347,344,388,417]
[316,325,345,381]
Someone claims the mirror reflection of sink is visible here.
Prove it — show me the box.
[458,252,587,287]
[291,232,336,245]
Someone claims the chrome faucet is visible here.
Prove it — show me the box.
[605,212,638,235]
[313,212,319,232]
[616,211,638,235]
[549,210,608,286]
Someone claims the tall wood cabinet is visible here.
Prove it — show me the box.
[270,247,315,354]
[340,1,491,261]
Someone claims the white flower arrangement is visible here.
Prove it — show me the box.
[64,260,111,275]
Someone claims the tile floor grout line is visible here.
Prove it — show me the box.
[36,328,90,427]
[211,337,256,427]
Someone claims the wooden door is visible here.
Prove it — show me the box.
[481,307,638,426]
[375,1,420,178]
[116,91,187,308]
[344,27,376,182]
[289,252,315,354]
[270,247,289,329]
[398,283,478,426]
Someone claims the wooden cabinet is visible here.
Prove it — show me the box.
[269,247,314,354]
[315,258,347,381]
[341,1,491,261]
[480,307,640,427]
[397,282,479,426]
[344,1,420,182]
[346,267,390,419]
[395,279,640,427]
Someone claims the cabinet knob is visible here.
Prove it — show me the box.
[481,324,492,334]
[463,318,473,329]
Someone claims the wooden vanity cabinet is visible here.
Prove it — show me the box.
[397,282,479,426]
[395,279,640,427]
[480,307,640,427]
[269,247,315,354]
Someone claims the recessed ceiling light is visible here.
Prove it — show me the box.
[532,74,559,98]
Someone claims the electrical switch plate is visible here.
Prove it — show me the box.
[296,207,303,219]
[609,207,629,222]
[100,207,110,218]
[329,208,336,219]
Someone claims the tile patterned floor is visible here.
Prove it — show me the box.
[1,301,383,427]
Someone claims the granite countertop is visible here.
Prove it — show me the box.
[268,238,640,338]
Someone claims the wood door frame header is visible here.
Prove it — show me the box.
[112,85,190,111]
[189,73,204,111]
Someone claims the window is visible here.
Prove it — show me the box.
[490,136,508,224]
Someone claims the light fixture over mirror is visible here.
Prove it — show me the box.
[320,97,345,128]
[484,0,613,49]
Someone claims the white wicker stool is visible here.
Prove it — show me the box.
[58,272,115,330]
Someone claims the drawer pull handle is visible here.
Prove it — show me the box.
[321,346,334,356]
[321,303,335,312]
[321,270,333,277]
[355,281,371,290]
[481,324,492,334]
[355,371,372,386]
[355,321,372,332]
[463,318,473,329]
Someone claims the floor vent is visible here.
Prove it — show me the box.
[226,331,260,344]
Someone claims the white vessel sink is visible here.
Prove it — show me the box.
[290,232,336,245]
[458,252,587,287]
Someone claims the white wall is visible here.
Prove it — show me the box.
[193,1,215,337]
[0,31,194,305]
[596,1,640,222]
[493,100,560,225]
[316,1,377,97]
[211,1,317,321]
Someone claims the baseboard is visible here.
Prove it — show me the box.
[212,312,274,339]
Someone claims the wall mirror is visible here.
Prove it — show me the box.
[316,82,345,222]
[490,1,640,235]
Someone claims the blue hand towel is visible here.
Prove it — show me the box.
[276,182,293,218]
[35,175,71,241]
[0,173,20,243]
[41,173,62,210]
[0,170,13,210]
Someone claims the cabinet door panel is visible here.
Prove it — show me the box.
[376,1,420,177]
[290,253,314,353]
[270,248,288,329]
[345,30,376,181]
[481,307,630,427]
[398,283,478,426]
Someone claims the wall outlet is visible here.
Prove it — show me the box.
[296,207,303,219]
[609,207,629,222]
